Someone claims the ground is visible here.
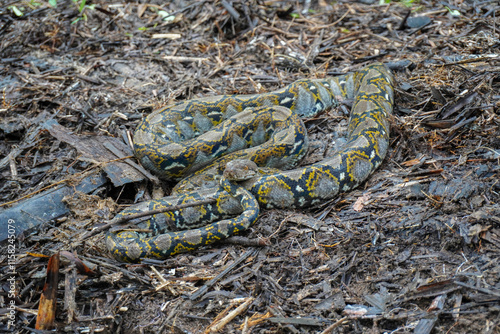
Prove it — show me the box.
[0,0,499,333]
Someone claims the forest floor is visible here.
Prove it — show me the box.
[0,0,499,333]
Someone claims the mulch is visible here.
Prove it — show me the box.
[0,0,499,333]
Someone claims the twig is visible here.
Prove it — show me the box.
[208,297,254,333]
[80,197,217,240]
[224,236,270,247]
[102,141,159,184]
[453,280,500,298]
[221,0,240,20]
[161,55,209,62]
[320,317,348,334]
[190,248,258,300]
[111,198,217,226]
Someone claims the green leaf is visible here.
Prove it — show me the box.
[444,6,460,16]
[28,0,42,7]
[290,13,299,18]
[9,6,23,17]
[381,0,418,6]
[157,10,169,18]
[49,0,57,7]
[158,10,176,23]
[138,26,148,31]
[79,0,86,13]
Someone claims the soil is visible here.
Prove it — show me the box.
[0,1,499,333]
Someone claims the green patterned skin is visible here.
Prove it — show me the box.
[107,63,394,262]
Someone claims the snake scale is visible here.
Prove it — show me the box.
[106,63,394,262]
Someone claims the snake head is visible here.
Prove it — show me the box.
[223,159,259,181]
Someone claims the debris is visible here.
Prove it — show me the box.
[0,171,107,242]
[35,253,59,330]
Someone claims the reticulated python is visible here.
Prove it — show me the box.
[106,63,394,262]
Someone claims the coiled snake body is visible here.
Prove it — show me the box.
[106,63,394,262]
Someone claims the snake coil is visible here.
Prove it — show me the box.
[106,63,394,262]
